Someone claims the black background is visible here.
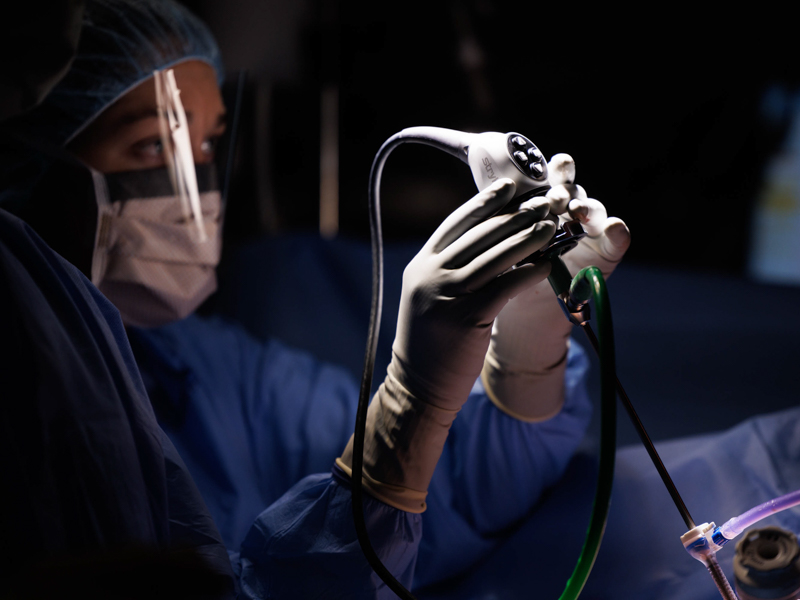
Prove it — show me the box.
[185,1,798,276]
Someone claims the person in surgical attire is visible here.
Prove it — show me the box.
[0,0,630,597]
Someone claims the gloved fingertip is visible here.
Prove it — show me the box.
[476,178,517,211]
[548,153,576,186]
[568,201,589,223]
[488,177,516,195]
[568,197,607,236]
[605,218,631,249]
[545,185,571,214]
[534,218,557,235]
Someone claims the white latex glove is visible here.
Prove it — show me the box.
[338,178,555,512]
[481,154,631,422]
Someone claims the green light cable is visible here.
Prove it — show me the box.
[557,265,617,600]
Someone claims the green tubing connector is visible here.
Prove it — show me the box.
[556,263,617,600]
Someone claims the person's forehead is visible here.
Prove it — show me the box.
[97,60,223,127]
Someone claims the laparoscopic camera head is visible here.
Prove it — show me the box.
[463,130,550,198]
[390,126,550,200]
[384,127,586,264]
[373,126,591,327]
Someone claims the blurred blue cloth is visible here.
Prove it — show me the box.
[414,406,800,600]
[0,199,419,597]
[234,470,421,599]
[585,407,800,599]
[9,202,799,598]
[0,207,234,594]
[128,310,593,595]
[128,315,362,553]
[208,233,800,598]
[212,232,415,387]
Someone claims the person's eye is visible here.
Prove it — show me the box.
[133,138,164,158]
[127,136,167,165]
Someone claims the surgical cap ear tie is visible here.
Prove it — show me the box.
[154,68,207,242]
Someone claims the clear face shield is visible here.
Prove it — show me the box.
[154,68,209,243]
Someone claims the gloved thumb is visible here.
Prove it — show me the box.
[563,216,630,277]
[602,217,631,259]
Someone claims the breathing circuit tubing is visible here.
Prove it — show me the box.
[350,132,620,599]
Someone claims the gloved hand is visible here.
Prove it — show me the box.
[338,178,555,512]
[481,154,631,422]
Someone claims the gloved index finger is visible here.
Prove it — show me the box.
[438,206,549,270]
[427,179,516,254]
[454,219,555,292]
[567,198,607,237]
[546,183,587,216]
[547,153,576,186]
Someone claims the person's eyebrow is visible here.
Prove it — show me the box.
[182,111,227,129]
[113,108,227,129]
[115,107,159,126]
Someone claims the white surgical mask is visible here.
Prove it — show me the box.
[90,164,223,328]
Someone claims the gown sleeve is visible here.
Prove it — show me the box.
[233,469,421,600]
[223,344,591,598]
[131,314,593,593]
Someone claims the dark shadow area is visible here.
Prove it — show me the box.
[189,1,800,278]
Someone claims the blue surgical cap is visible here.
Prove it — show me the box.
[23,0,224,147]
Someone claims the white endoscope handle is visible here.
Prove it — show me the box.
[396,126,550,197]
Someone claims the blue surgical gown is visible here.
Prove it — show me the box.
[128,313,594,596]
[9,200,800,599]
[128,306,800,599]
[0,208,235,596]
[3,197,594,597]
